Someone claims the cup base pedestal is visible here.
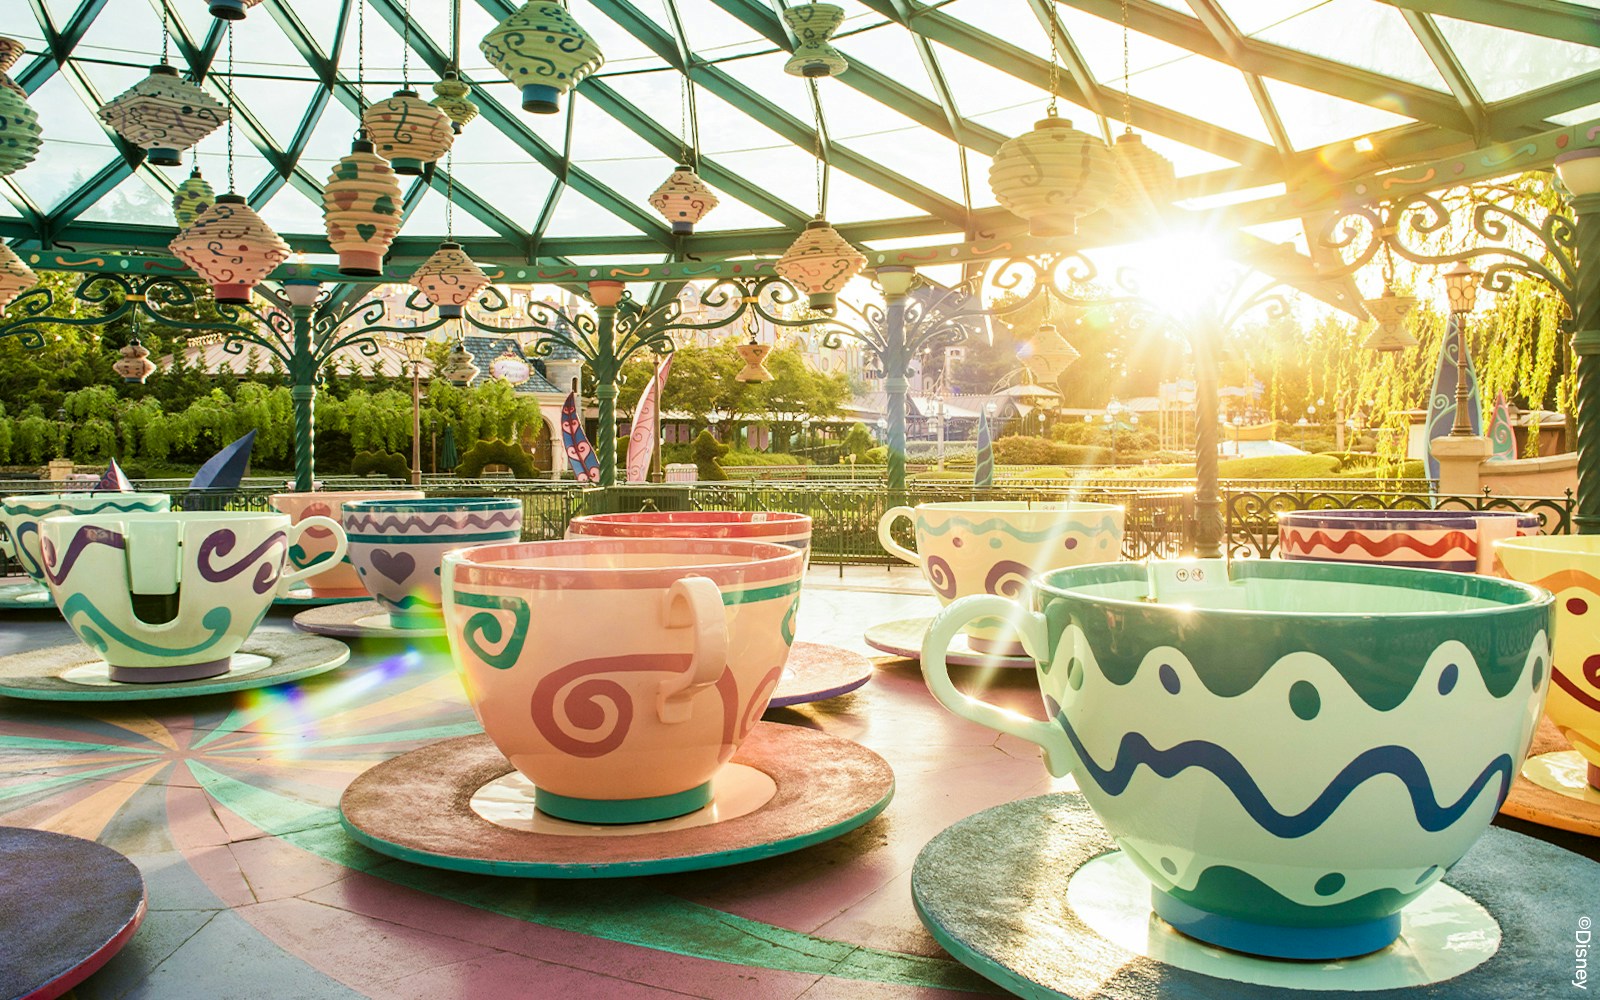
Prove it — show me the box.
[536,781,714,825]
[292,600,448,639]
[388,610,443,631]
[108,656,231,683]
[1149,887,1400,961]
[864,617,1033,669]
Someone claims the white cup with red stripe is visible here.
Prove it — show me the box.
[566,510,813,569]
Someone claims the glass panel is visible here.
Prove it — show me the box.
[834,16,932,87]
[541,184,648,239]
[230,76,322,149]
[678,1,773,61]
[77,171,174,226]
[71,0,161,68]
[254,182,328,237]
[719,51,818,122]
[964,149,999,209]
[1253,0,1447,91]
[818,167,927,224]
[474,85,569,154]
[600,70,684,138]
[817,78,968,202]
[447,105,560,223]
[575,0,672,75]
[397,184,501,239]
[1436,16,1600,102]
[1215,0,1326,36]
[19,76,119,210]
[1553,101,1600,127]
[0,197,20,217]
[291,1,345,50]
[296,99,364,184]
[1261,78,1414,150]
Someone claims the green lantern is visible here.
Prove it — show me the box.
[480,2,605,114]
[172,167,215,231]
[0,84,42,179]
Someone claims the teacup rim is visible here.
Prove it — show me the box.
[39,509,292,527]
[3,491,170,509]
[1033,558,1553,617]
[444,537,803,580]
[1494,533,1600,556]
[569,510,812,527]
[270,490,426,504]
[902,500,1125,513]
[1278,508,1538,526]
[345,497,520,513]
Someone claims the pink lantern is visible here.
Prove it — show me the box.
[410,242,488,318]
[775,217,865,310]
[169,194,291,305]
[0,243,37,315]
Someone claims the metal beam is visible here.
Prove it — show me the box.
[1382,0,1600,47]
[1183,0,1295,165]
[1400,10,1490,145]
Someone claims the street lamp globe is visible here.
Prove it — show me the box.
[1443,261,1481,314]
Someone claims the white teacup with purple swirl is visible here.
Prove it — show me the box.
[37,511,346,682]
[877,501,1125,655]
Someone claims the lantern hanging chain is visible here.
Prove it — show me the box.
[226,21,235,193]
[357,0,367,111]
[401,0,412,89]
[812,79,827,217]
[446,151,455,241]
[449,0,461,72]
[1121,0,1132,133]
[1046,10,1059,118]
[160,2,169,66]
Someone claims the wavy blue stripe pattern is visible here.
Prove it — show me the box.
[60,594,232,658]
[1044,697,1513,838]
[920,515,1121,543]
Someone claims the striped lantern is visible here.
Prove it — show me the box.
[1111,131,1175,213]
[480,2,605,114]
[0,36,26,97]
[323,138,403,277]
[1019,322,1080,380]
[0,243,37,316]
[735,342,775,382]
[208,0,264,20]
[0,82,43,179]
[362,90,454,176]
[775,216,865,310]
[1362,290,1420,352]
[783,4,849,78]
[97,64,229,167]
[169,194,291,305]
[431,73,479,133]
[410,242,489,319]
[113,341,157,384]
[439,343,481,386]
[648,165,718,235]
[171,168,215,230]
[989,116,1116,236]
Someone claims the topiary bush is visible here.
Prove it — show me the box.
[691,429,728,481]
[992,435,1110,466]
[456,438,536,479]
[351,450,411,480]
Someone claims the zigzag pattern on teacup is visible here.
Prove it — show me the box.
[918,514,1122,543]
[344,510,522,535]
[1048,625,1547,909]
[40,524,125,586]
[1279,527,1475,561]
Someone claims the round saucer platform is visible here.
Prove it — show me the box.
[769,642,875,707]
[292,600,446,639]
[340,722,894,878]
[273,588,370,607]
[912,792,1597,999]
[0,578,52,609]
[864,617,1033,668]
[0,827,146,1000]
[0,632,350,701]
[1501,716,1600,837]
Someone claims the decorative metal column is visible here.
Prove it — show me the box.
[1568,187,1600,532]
[402,332,429,486]
[1191,330,1223,558]
[877,266,914,492]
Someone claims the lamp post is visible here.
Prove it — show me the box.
[1104,398,1126,465]
[1556,150,1600,532]
[401,332,428,486]
[648,347,666,484]
[1442,261,1483,436]
[876,266,916,492]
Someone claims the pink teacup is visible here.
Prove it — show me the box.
[566,510,812,568]
[441,537,805,824]
[269,490,423,597]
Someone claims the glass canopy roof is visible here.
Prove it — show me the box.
[3,0,1599,267]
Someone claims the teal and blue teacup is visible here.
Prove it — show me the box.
[38,510,345,682]
[921,558,1553,960]
[2,492,170,583]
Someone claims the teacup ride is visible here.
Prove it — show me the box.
[864,500,1126,668]
[0,827,146,1000]
[1277,508,1540,573]
[912,558,1596,998]
[565,510,875,707]
[269,489,423,605]
[0,510,352,702]
[1492,534,1600,837]
[0,491,172,609]
[293,497,524,640]
[340,538,894,877]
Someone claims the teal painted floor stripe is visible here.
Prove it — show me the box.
[205,721,482,753]
[0,735,160,754]
[188,764,991,993]
[0,760,153,801]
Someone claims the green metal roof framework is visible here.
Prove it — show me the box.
[4,0,1600,267]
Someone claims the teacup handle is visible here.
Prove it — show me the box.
[276,516,348,596]
[922,594,1079,778]
[657,576,728,724]
[877,505,919,564]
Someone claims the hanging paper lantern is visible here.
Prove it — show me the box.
[172,168,215,230]
[649,165,719,235]
[783,4,849,78]
[735,342,775,382]
[0,36,26,97]
[362,90,454,176]
[1111,131,1175,213]
[169,194,291,305]
[776,216,865,310]
[1362,290,1420,352]
[208,0,263,21]
[0,243,37,316]
[1019,322,1081,379]
[989,116,1116,236]
[97,64,229,167]
[0,84,43,179]
[439,342,481,386]
[431,73,479,134]
[322,138,403,277]
[480,2,605,114]
[113,341,157,384]
[410,242,489,318]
